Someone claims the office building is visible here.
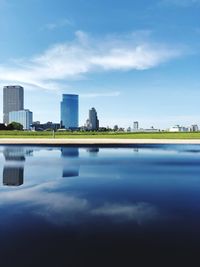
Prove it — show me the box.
[9,109,33,130]
[169,125,189,132]
[133,121,139,131]
[60,94,79,129]
[31,121,60,131]
[191,125,198,132]
[3,85,24,124]
[87,107,99,130]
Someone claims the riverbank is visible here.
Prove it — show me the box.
[1,131,200,139]
[1,138,200,145]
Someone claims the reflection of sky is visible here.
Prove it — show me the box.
[1,145,200,266]
[1,145,200,228]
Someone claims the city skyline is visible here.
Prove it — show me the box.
[0,0,200,128]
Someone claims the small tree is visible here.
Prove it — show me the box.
[7,122,23,130]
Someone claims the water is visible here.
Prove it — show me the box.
[0,144,200,266]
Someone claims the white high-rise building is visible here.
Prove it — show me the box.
[133,121,139,131]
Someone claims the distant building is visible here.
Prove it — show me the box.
[60,94,79,129]
[191,125,199,132]
[9,109,33,130]
[86,107,99,130]
[133,121,139,131]
[169,125,180,132]
[169,125,190,132]
[3,85,24,124]
[31,121,60,131]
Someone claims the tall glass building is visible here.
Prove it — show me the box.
[3,85,24,124]
[9,109,33,130]
[60,94,79,129]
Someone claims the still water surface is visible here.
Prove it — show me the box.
[0,145,200,266]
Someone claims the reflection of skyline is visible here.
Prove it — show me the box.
[2,147,33,187]
[3,167,24,186]
[61,147,79,178]
[86,147,99,154]
[3,147,25,161]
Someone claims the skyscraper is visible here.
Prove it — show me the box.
[3,85,24,124]
[87,107,99,130]
[60,94,79,129]
[133,121,139,131]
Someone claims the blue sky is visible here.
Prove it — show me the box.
[0,0,200,129]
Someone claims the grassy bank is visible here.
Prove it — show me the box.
[0,131,200,139]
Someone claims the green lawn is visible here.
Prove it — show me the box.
[0,131,200,139]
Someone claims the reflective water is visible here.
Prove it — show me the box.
[0,145,200,266]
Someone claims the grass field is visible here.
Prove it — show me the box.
[0,131,200,139]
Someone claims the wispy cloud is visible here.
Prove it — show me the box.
[80,91,121,98]
[43,18,74,31]
[0,31,183,91]
[160,0,200,7]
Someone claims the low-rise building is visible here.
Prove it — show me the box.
[9,109,33,130]
[31,121,60,131]
[169,125,190,132]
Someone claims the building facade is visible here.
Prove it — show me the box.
[31,121,60,131]
[9,109,33,130]
[87,107,99,130]
[3,85,24,124]
[191,125,199,132]
[60,94,79,129]
[133,121,139,131]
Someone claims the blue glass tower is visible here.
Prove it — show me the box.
[60,94,79,129]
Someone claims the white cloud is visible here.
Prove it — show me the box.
[43,18,74,31]
[80,91,121,98]
[0,31,183,91]
[0,183,159,225]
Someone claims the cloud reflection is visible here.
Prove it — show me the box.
[0,181,158,225]
[92,202,158,224]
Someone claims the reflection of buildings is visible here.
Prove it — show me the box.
[3,167,24,186]
[2,147,33,186]
[61,147,79,178]
[86,147,99,154]
[3,147,26,161]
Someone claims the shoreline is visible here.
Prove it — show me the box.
[0,138,200,145]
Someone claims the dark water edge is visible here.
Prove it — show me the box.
[0,144,200,266]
